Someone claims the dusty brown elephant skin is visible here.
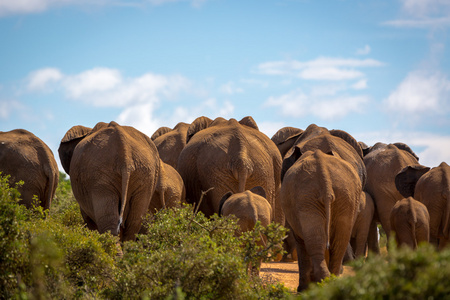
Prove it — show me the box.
[177,116,284,225]
[218,186,272,275]
[148,160,186,214]
[396,162,450,249]
[362,142,420,241]
[0,129,58,210]
[151,122,190,169]
[58,121,160,242]
[351,191,375,258]
[281,150,361,292]
[390,196,429,249]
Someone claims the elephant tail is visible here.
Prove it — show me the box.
[409,198,418,249]
[118,168,131,233]
[315,150,334,250]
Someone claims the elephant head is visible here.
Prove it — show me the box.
[271,127,304,158]
[151,126,172,140]
[186,116,214,143]
[395,164,431,198]
[58,125,92,174]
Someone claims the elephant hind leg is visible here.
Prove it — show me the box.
[91,191,120,236]
[295,236,313,292]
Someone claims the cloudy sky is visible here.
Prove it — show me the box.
[1,0,449,170]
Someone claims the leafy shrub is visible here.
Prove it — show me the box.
[1,173,290,299]
[104,206,289,300]
[299,240,450,299]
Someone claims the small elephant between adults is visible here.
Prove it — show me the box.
[219,186,272,275]
[390,196,430,249]
[396,162,450,249]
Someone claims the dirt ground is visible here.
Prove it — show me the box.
[260,261,354,292]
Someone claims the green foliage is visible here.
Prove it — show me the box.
[104,206,289,300]
[0,174,290,299]
[299,239,450,299]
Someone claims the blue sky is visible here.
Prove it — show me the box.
[1,0,449,171]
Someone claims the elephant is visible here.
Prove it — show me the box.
[281,149,361,292]
[395,162,450,249]
[350,191,375,258]
[362,142,420,241]
[58,121,160,242]
[148,160,186,214]
[389,196,429,249]
[218,186,272,275]
[274,124,366,186]
[273,124,366,262]
[151,122,190,169]
[0,129,58,210]
[176,116,284,225]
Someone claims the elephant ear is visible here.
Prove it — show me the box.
[58,125,92,174]
[358,141,371,157]
[393,142,420,161]
[151,126,171,140]
[281,146,302,182]
[250,186,266,199]
[271,127,304,158]
[239,116,259,130]
[395,164,430,198]
[329,129,363,159]
[218,191,233,217]
[186,116,213,144]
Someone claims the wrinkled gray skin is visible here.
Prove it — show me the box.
[148,160,186,214]
[0,129,58,210]
[362,142,420,241]
[219,186,272,275]
[151,122,190,169]
[396,162,450,249]
[281,150,361,292]
[58,121,160,242]
[177,116,284,226]
[390,196,429,249]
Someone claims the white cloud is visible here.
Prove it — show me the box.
[264,88,369,120]
[27,68,63,91]
[219,82,244,95]
[256,57,383,81]
[0,99,24,119]
[384,0,450,28]
[356,45,371,55]
[63,68,122,99]
[352,79,368,90]
[300,67,364,81]
[384,70,450,115]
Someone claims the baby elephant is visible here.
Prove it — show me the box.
[219,186,272,274]
[390,197,430,249]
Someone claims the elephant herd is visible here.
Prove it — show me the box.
[1,117,449,292]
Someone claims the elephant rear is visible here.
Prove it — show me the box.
[281,149,361,291]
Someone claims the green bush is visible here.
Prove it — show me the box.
[104,206,289,300]
[0,173,290,299]
[299,240,450,299]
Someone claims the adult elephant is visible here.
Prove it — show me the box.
[0,129,59,210]
[274,124,366,186]
[177,116,284,225]
[272,124,366,261]
[151,122,190,169]
[362,142,420,240]
[58,121,160,242]
[396,162,450,249]
[282,149,361,291]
